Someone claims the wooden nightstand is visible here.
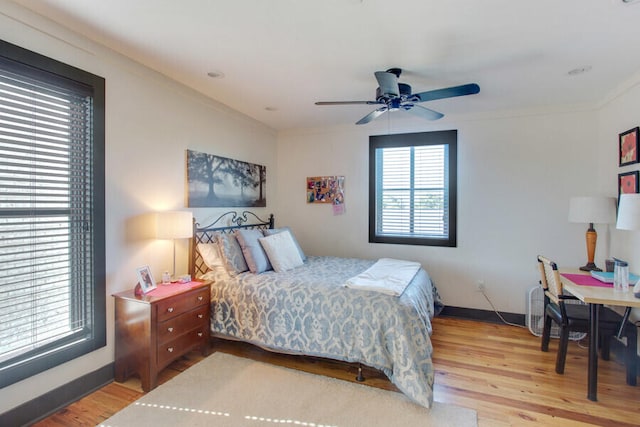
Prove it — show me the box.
[113,281,210,391]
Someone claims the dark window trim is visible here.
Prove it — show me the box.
[369,130,457,247]
[0,39,106,388]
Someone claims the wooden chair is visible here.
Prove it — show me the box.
[537,255,637,385]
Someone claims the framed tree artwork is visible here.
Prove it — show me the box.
[619,127,639,166]
[186,149,266,208]
[619,171,639,197]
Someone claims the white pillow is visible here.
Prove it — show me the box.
[259,231,304,272]
[263,227,306,261]
[197,242,224,270]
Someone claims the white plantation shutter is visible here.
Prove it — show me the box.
[0,40,105,388]
[369,131,456,247]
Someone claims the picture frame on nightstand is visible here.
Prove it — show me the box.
[136,265,157,294]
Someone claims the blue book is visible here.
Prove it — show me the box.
[590,271,640,284]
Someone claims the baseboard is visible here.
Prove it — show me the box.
[440,305,526,326]
[0,363,114,427]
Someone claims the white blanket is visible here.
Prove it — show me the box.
[345,258,421,296]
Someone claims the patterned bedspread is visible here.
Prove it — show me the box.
[205,256,443,408]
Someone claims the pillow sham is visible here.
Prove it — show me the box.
[215,232,249,276]
[235,229,272,274]
[263,226,306,261]
[259,230,304,272]
[197,242,224,270]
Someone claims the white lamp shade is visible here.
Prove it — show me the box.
[617,193,640,230]
[155,211,193,239]
[568,196,616,224]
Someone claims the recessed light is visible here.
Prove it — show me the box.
[207,70,225,79]
[568,66,592,76]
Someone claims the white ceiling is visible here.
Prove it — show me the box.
[10,0,640,130]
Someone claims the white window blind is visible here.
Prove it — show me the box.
[0,41,105,388]
[377,145,448,238]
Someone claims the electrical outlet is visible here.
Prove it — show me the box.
[476,280,485,292]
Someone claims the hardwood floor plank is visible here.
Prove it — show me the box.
[30,317,640,426]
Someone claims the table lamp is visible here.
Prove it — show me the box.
[155,211,193,280]
[568,196,616,271]
[616,193,640,298]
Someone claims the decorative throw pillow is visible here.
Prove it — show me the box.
[235,229,272,274]
[197,242,224,271]
[215,232,249,276]
[263,226,306,261]
[259,230,304,272]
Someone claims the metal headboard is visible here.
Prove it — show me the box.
[189,210,274,278]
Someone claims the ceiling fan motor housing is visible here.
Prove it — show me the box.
[376,83,412,101]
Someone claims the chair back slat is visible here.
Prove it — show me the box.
[538,255,562,305]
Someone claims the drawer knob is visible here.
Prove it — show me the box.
[198,314,203,319]
[197,332,203,337]
[167,327,174,333]
[197,296,203,301]
[167,347,174,353]
[167,307,174,313]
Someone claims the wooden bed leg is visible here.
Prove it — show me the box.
[356,364,365,382]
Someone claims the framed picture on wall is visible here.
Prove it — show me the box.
[619,171,639,197]
[619,127,640,166]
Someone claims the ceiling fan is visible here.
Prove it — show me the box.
[315,68,480,125]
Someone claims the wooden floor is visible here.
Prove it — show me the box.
[32,317,640,427]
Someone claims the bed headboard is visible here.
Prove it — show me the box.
[189,210,274,278]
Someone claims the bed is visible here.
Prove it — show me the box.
[189,211,443,408]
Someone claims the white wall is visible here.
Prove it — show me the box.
[598,77,640,322]
[277,108,604,315]
[0,2,277,414]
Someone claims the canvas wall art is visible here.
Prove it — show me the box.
[186,149,266,207]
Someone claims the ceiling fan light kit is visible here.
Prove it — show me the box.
[315,68,480,125]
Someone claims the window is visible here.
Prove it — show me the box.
[0,40,105,388]
[369,130,457,247]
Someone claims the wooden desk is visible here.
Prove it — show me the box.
[560,269,640,401]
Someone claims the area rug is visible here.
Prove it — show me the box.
[100,353,477,427]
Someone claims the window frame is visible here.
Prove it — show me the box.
[0,39,106,388]
[368,130,457,247]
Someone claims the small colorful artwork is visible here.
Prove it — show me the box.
[619,127,639,166]
[619,171,639,196]
[306,176,345,205]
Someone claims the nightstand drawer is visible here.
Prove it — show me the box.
[158,306,208,345]
[156,287,209,322]
[157,328,208,367]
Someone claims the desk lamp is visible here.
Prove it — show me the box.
[155,211,193,281]
[568,196,616,271]
[616,193,640,297]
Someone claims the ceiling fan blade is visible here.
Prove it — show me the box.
[403,104,444,121]
[414,83,480,103]
[356,106,389,125]
[315,100,380,105]
[374,71,399,98]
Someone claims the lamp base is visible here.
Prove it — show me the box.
[579,262,602,272]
